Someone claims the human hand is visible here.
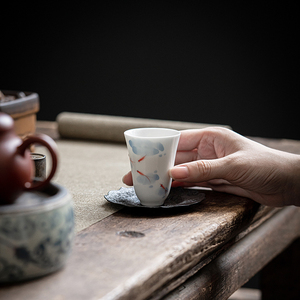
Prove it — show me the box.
[123,127,300,206]
[168,127,300,207]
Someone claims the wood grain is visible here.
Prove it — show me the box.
[0,191,266,300]
[161,206,300,300]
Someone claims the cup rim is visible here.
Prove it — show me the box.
[30,152,46,160]
[124,127,181,139]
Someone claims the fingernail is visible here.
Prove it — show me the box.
[170,165,189,179]
[122,172,129,184]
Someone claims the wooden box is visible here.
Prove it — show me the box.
[0,90,39,139]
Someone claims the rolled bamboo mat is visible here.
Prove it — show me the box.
[57,112,231,143]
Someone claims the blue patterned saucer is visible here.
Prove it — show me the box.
[105,187,205,208]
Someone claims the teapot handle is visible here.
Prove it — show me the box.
[17,134,58,190]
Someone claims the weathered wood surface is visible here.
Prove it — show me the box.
[161,205,300,300]
[36,120,60,140]
[0,191,273,300]
[251,136,300,155]
[1,121,300,300]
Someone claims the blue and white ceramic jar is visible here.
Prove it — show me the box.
[0,183,74,283]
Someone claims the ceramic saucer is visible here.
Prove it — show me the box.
[104,187,205,208]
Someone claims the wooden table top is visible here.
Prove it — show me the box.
[1,121,300,300]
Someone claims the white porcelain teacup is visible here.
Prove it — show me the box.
[124,128,180,207]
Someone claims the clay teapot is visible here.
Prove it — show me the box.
[0,112,58,204]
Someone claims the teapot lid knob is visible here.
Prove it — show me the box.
[0,112,14,133]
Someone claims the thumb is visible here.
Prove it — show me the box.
[169,158,228,183]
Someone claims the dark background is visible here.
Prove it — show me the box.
[1,2,299,139]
